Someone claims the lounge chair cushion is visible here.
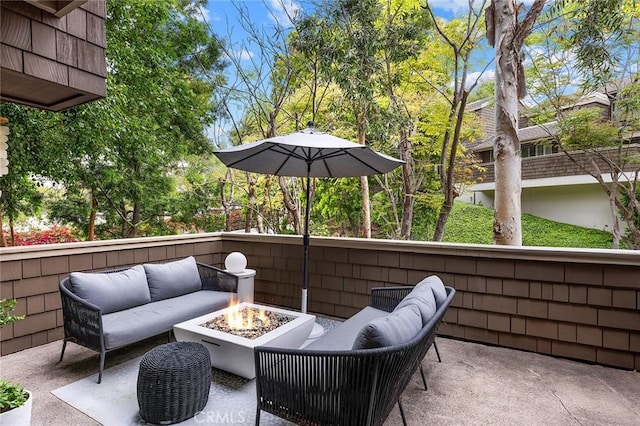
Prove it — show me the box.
[144,256,202,302]
[352,304,422,350]
[69,265,151,314]
[394,279,438,325]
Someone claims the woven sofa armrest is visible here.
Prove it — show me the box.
[197,262,239,293]
[59,278,104,352]
[369,286,414,312]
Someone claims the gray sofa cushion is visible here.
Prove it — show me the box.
[144,256,202,302]
[102,290,233,350]
[394,280,438,326]
[305,306,389,351]
[421,275,447,308]
[69,265,150,314]
[352,304,422,350]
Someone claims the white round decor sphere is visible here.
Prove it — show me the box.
[225,251,247,273]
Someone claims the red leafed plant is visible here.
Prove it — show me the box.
[2,226,78,246]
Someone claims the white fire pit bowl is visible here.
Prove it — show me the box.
[173,302,316,379]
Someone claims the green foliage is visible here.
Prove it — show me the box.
[0,380,29,412]
[559,108,619,150]
[0,299,24,328]
[313,178,362,237]
[443,202,614,248]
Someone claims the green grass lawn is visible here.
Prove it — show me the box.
[442,202,614,249]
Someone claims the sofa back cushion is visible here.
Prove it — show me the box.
[394,279,437,326]
[423,275,447,309]
[144,256,202,302]
[69,265,151,314]
[352,304,422,350]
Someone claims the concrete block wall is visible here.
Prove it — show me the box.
[0,234,224,355]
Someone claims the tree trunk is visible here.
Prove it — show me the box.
[433,91,470,242]
[9,215,15,246]
[279,176,301,234]
[245,175,256,233]
[492,0,522,245]
[487,0,546,245]
[608,188,621,249]
[0,207,5,247]
[357,120,372,238]
[130,203,140,238]
[87,189,97,241]
[399,129,415,239]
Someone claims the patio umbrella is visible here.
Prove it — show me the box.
[214,124,404,333]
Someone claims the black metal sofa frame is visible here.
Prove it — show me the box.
[254,285,455,426]
[58,261,238,383]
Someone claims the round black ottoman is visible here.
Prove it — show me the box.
[137,342,211,424]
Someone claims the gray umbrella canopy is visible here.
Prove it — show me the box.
[214,127,403,177]
[214,125,403,322]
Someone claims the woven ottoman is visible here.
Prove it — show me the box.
[137,342,212,424]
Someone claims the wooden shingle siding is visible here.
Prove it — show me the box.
[0,0,106,111]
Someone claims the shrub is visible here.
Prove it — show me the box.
[2,225,78,246]
[0,380,29,413]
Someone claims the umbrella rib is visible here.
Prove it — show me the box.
[223,144,275,169]
[344,148,387,175]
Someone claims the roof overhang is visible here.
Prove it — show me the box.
[24,0,88,17]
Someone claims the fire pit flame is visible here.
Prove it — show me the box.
[226,302,270,330]
[200,301,294,340]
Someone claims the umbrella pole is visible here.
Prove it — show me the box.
[301,162,311,314]
[302,163,325,338]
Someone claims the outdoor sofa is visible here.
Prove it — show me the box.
[58,256,238,383]
[254,275,455,426]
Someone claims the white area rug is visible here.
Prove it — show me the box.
[51,317,340,425]
[51,355,292,425]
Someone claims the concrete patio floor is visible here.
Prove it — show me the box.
[1,332,639,425]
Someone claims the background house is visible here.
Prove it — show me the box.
[462,93,640,233]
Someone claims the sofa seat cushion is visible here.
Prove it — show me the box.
[102,290,233,350]
[352,304,422,350]
[144,256,202,302]
[394,279,438,326]
[69,265,150,314]
[304,306,388,351]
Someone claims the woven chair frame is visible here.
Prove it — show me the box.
[254,286,455,426]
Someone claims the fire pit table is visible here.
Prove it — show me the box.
[173,302,315,379]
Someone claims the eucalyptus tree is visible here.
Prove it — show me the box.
[485,0,547,245]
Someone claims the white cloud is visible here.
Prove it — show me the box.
[467,69,495,88]
[236,49,254,61]
[266,0,301,27]
[197,7,211,23]
[222,49,254,61]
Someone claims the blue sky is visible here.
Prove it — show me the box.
[201,0,496,61]
[199,0,527,144]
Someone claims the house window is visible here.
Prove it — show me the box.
[521,144,552,158]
